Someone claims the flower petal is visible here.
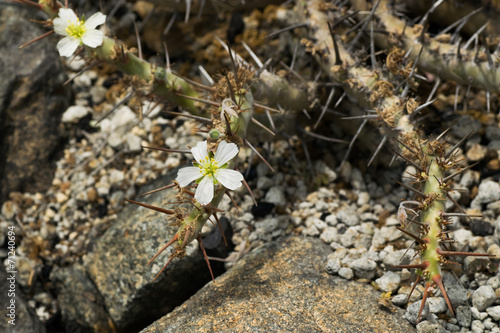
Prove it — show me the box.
[195,175,214,205]
[57,8,78,23]
[56,37,80,57]
[214,169,243,190]
[176,166,202,187]
[191,141,208,164]
[82,30,104,48]
[85,12,106,29]
[53,8,78,36]
[214,140,238,165]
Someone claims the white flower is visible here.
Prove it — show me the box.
[220,98,239,123]
[53,8,106,57]
[176,140,244,205]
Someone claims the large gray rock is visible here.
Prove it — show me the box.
[0,5,71,202]
[0,268,46,333]
[83,172,225,331]
[142,236,416,332]
[51,264,113,333]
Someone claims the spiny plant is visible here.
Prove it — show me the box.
[390,130,495,323]
[11,0,500,328]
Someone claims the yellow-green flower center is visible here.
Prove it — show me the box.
[66,18,86,39]
[199,156,218,177]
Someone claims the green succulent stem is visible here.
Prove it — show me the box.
[420,151,446,280]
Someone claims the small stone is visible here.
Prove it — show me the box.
[427,297,447,314]
[66,56,86,71]
[483,318,496,330]
[357,192,370,206]
[254,217,279,235]
[62,105,90,123]
[375,271,401,293]
[486,125,500,141]
[445,323,460,332]
[466,143,487,162]
[486,305,500,321]
[320,227,339,244]
[456,306,472,328]
[87,188,98,203]
[444,272,469,307]
[349,258,377,280]
[325,214,338,226]
[487,244,500,258]
[302,224,320,237]
[55,192,68,204]
[339,227,358,248]
[256,176,273,190]
[314,160,337,183]
[487,276,500,290]
[471,307,488,320]
[96,185,110,197]
[109,169,125,187]
[471,179,500,207]
[90,85,107,104]
[109,191,124,209]
[125,133,142,153]
[416,321,447,333]
[310,218,327,231]
[338,267,353,280]
[472,285,496,311]
[460,170,480,187]
[336,209,359,226]
[391,294,407,306]
[382,249,417,267]
[1,201,17,220]
[350,168,365,190]
[453,229,473,246]
[75,190,88,202]
[406,300,429,325]
[325,257,341,275]
[471,320,485,333]
[264,186,286,206]
[487,201,500,215]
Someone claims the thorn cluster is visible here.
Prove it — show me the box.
[392,132,495,324]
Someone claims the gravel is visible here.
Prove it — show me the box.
[1,48,499,332]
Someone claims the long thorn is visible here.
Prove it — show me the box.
[392,150,424,172]
[337,118,367,172]
[242,178,257,206]
[445,130,474,159]
[244,139,275,172]
[197,235,215,282]
[367,135,387,167]
[417,283,431,324]
[153,256,175,281]
[19,30,54,49]
[251,117,275,136]
[148,234,179,266]
[125,199,175,215]
[432,275,455,317]
[328,22,342,65]
[396,226,425,244]
[314,87,335,129]
[213,213,228,247]
[406,275,422,303]
[142,146,191,154]
[138,184,177,197]
[442,162,479,183]
[163,110,212,123]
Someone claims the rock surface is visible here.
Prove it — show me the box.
[142,236,416,333]
[0,5,71,202]
[83,171,225,331]
[0,268,46,333]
